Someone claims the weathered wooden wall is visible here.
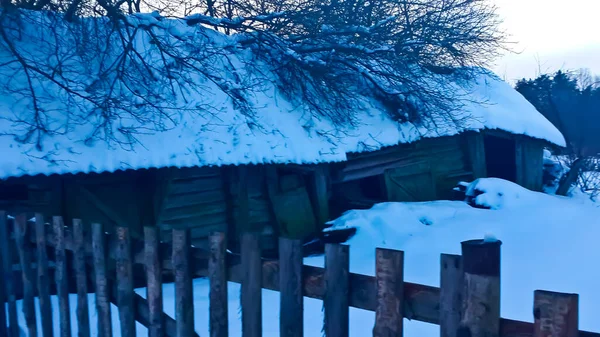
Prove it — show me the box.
[515,137,545,191]
[331,135,473,204]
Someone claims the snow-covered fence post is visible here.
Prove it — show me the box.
[14,213,37,337]
[324,243,350,337]
[440,254,463,337]
[533,290,579,337]
[116,226,136,337]
[279,237,303,337]
[91,222,113,337]
[35,213,54,337]
[373,248,404,337]
[73,219,91,337]
[241,232,262,337]
[54,216,73,337]
[209,231,228,337]
[145,226,164,337]
[458,239,501,337]
[174,228,194,337]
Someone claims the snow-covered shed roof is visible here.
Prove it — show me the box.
[0,12,565,179]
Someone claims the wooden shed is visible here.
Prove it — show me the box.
[0,66,565,253]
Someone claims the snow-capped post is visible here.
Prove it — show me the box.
[145,226,164,337]
[54,216,73,337]
[241,232,262,337]
[35,213,54,337]
[91,222,112,337]
[14,214,37,337]
[115,226,136,337]
[279,236,303,337]
[533,290,579,337]
[458,238,502,337]
[324,243,350,337]
[373,248,404,337]
[73,219,91,337]
[174,228,195,337]
[440,254,463,337]
[209,231,228,337]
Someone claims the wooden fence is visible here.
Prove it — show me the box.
[0,210,595,337]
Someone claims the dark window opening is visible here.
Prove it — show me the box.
[484,135,517,182]
[359,175,386,200]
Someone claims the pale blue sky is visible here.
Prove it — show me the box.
[492,0,600,82]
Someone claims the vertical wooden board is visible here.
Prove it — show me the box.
[173,228,194,337]
[145,226,164,337]
[533,290,578,337]
[279,237,303,337]
[92,223,112,337]
[440,254,463,337]
[0,231,5,337]
[459,239,502,337]
[209,232,228,337]
[116,226,136,337]
[309,165,330,227]
[373,248,404,337]
[36,213,54,337]
[0,211,18,337]
[324,243,349,337]
[54,216,73,337]
[465,132,487,179]
[73,219,91,337]
[241,232,262,337]
[14,214,37,337]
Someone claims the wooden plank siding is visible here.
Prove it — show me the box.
[515,137,545,191]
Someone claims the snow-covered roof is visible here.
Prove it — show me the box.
[0,12,565,179]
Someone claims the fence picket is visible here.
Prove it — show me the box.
[0,212,18,337]
[54,216,73,337]
[279,237,303,337]
[0,225,5,337]
[324,243,349,337]
[241,232,262,337]
[459,239,502,337]
[209,231,228,337]
[73,219,91,337]
[533,290,579,337]
[373,248,404,337]
[173,228,194,337]
[145,226,164,337]
[440,254,463,337]
[116,226,136,337]
[35,213,54,337]
[15,214,37,337]
[92,222,113,337]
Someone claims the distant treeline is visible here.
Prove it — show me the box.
[515,70,600,156]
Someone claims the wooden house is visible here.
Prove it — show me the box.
[0,18,565,252]
[0,89,564,255]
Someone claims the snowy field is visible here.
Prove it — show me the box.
[12,178,600,336]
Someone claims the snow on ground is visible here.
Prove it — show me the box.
[14,178,600,336]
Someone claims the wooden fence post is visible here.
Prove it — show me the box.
[373,248,404,337]
[145,226,164,337]
[54,216,73,337]
[73,219,91,337]
[324,243,349,337]
[116,226,136,337]
[0,212,18,337]
[92,223,113,337]
[459,239,502,337]
[173,228,194,337]
[279,237,303,337]
[15,214,37,337]
[533,290,578,337]
[209,231,228,337]
[241,232,262,337]
[0,214,6,337]
[440,254,463,337]
[35,213,54,337]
